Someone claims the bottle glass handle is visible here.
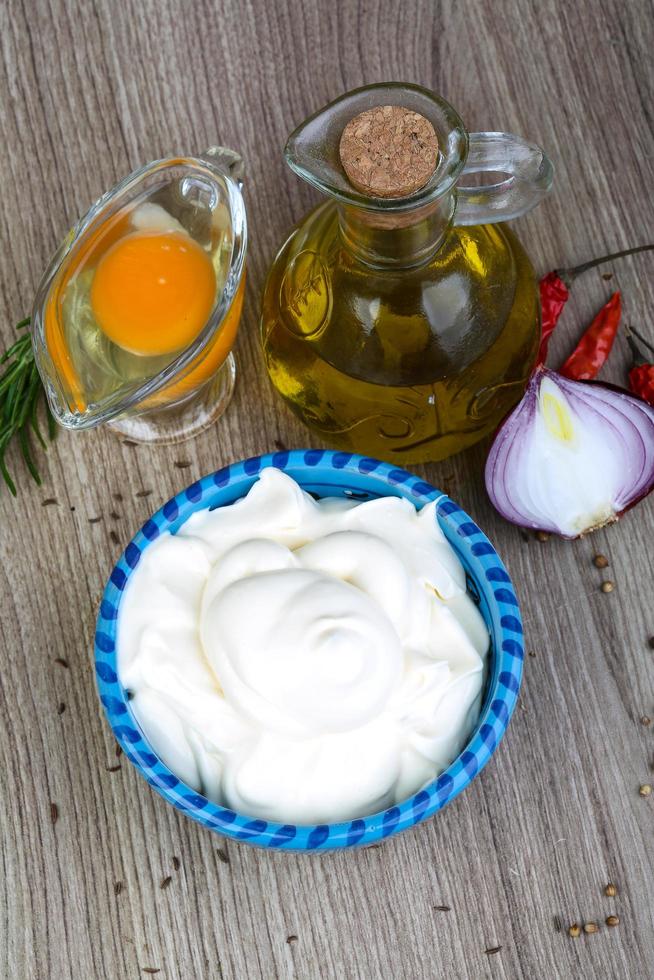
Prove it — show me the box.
[454,132,553,226]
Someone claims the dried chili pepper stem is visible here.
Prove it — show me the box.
[555,244,654,287]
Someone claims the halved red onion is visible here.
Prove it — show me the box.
[484,367,654,538]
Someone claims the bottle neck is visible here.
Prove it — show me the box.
[338,193,455,269]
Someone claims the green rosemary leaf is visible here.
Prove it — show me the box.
[30,386,47,450]
[18,423,41,485]
[0,438,17,496]
[15,317,31,330]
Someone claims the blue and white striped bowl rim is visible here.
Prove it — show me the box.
[95,450,524,851]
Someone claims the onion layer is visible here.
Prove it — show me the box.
[484,367,654,538]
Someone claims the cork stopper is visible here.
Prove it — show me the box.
[339,105,438,199]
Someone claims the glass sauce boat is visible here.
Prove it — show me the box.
[32,147,246,444]
[261,83,553,462]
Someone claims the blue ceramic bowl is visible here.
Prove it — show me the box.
[95,450,523,851]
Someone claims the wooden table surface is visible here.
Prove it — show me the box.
[1,1,653,977]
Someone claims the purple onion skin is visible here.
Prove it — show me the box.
[484,368,654,539]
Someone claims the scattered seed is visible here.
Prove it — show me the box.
[274,439,288,452]
[641,716,651,726]
[604,883,618,897]
[485,946,502,955]
[606,915,620,927]
[70,506,75,512]
[57,702,66,715]
[54,658,69,669]
[41,498,57,506]
[174,460,191,469]
[600,581,614,594]
[50,803,58,825]
[114,881,123,895]
[106,764,121,772]
[528,650,536,658]
[172,856,180,871]
[109,511,121,520]
[109,530,120,546]
[568,923,581,938]
[536,530,550,542]
[160,876,172,890]
[142,970,160,976]
[593,553,609,568]
[216,848,230,864]
[136,490,153,498]
[639,784,652,796]
[286,935,298,945]
[122,439,138,447]
[584,922,598,934]
[433,905,451,912]
[601,272,613,280]
[553,915,562,933]
[115,744,123,758]
[88,516,103,524]
[113,492,124,502]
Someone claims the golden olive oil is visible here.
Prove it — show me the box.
[262,202,540,463]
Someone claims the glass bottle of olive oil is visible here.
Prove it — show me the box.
[261,84,553,463]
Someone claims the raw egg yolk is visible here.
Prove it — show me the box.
[90,231,216,356]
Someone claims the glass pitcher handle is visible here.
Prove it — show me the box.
[453,132,553,226]
[201,145,245,187]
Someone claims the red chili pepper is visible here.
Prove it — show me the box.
[559,292,621,380]
[626,325,654,406]
[537,243,653,366]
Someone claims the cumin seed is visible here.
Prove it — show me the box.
[433,905,451,912]
[109,530,120,545]
[286,935,298,944]
[106,764,121,772]
[174,460,191,469]
[54,658,69,669]
[172,856,180,871]
[136,489,153,498]
[114,881,123,895]
[160,876,172,890]
[50,803,58,825]
[215,848,230,864]
[88,516,102,524]
[109,511,121,521]
[41,498,57,506]
[57,702,66,715]
[485,946,502,955]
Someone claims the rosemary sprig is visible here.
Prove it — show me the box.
[0,318,56,496]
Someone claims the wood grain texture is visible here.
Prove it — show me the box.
[1,0,653,977]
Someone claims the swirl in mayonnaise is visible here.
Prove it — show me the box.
[117,468,488,824]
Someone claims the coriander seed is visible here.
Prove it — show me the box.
[593,554,609,568]
[641,716,651,726]
[601,581,614,594]
[536,530,550,542]
[568,923,581,938]
[583,922,598,934]
[606,915,620,927]
[604,883,617,897]
[639,784,652,796]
